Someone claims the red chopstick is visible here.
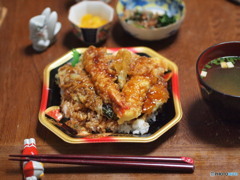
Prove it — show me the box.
[9,154,194,173]
[9,154,194,164]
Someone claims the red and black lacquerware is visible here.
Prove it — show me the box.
[39,47,182,144]
[45,106,78,136]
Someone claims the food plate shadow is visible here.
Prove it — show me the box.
[23,44,44,55]
[187,99,240,147]
[111,22,178,51]
[64,0,76,10]
[63,30,107,49]
[62,30,88,49]
[36,118,68,145]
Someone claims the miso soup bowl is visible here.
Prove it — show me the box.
[196,41,240,121]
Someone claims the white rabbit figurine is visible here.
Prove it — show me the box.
[29,7,61,52]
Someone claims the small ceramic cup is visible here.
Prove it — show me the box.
[196,41,240,121]
[68,1,114,45]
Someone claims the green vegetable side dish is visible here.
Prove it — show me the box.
[159,14,176,27]
[124,10,176,29]
[71,49,81,67]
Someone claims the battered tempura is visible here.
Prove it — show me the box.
[56,46,170,135]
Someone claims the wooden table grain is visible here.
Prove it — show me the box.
[1,0,240,179]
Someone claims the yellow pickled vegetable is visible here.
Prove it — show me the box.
[80,14,108,28]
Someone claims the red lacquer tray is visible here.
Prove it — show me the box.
[39,47,182,144]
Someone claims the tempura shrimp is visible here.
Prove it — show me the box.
[82,46,129,113]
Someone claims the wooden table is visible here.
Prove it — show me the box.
[1,0,240,179]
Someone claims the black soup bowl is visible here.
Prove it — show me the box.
[196,41,240,121]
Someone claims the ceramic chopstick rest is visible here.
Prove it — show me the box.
[22,138,44,179]
[29,7,61,52]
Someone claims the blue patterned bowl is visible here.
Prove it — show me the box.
[116,0,186,41]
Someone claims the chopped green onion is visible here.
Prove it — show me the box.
[205,64,211,69]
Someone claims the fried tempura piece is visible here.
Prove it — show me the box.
[129,56,168,83]
[81,46,169,125]
[58,64,102,114]
[117,54,169,124]
[142,77,169,114]
[57,46,170,135]
[82,46,129,113]
[112,49,132,89]
[58,63,119,135]
[118,75,151,124]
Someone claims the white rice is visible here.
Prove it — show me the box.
[117,116,153,135]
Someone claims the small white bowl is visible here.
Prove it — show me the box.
[68,1,114,44]
[116,0,186,41]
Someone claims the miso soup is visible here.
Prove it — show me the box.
[201,56,240,96]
